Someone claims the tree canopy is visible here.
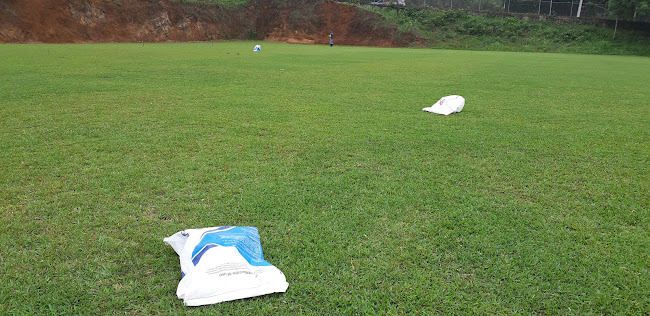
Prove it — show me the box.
[608,0,650,20]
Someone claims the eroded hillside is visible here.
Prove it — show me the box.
[0,0,417,46]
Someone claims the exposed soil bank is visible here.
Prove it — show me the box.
[0,0,418,46]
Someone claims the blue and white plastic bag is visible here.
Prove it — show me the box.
[164,226,288,306]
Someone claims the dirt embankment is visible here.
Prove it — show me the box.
[0,0,418,47]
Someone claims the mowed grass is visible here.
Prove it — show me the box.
[0,42,648,314]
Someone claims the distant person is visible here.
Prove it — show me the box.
[329,30,333,47]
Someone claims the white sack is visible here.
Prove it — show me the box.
[423,95,465,115]
[164,226,288,306]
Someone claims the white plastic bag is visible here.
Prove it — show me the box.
[423,95,465,115]
[253,45,261,52]
[164,226,288,306]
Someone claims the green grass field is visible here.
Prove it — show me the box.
[1,42,648,314]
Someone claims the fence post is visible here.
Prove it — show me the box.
[549,0,552,15]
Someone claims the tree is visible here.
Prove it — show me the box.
[608,0,650,20]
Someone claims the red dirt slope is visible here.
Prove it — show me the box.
[0,0,418,47]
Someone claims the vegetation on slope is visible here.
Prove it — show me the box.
[366,7,650,55]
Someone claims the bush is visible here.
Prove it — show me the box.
[363,5,649,55]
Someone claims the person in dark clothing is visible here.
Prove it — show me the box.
[329,30,333,47]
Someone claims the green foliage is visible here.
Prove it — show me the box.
[608,0,650,20]
[364,6,649,55]
[1,42,649,314]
